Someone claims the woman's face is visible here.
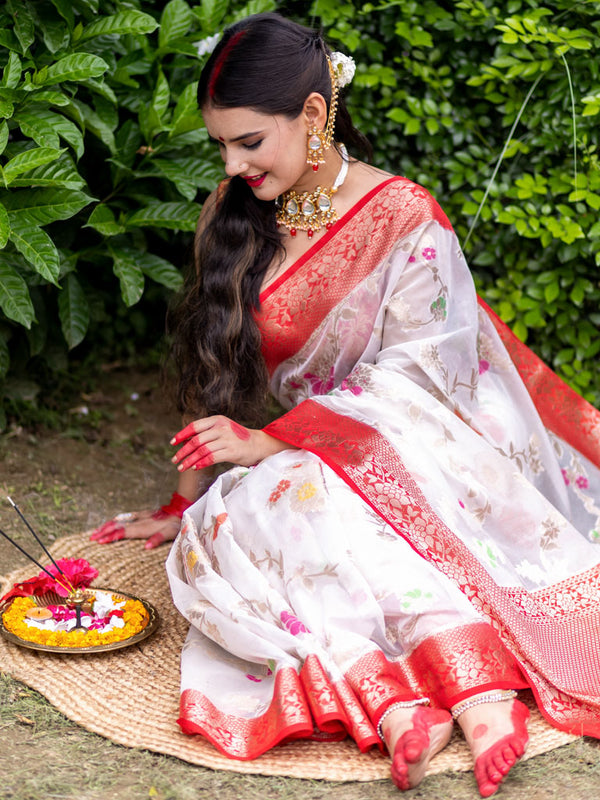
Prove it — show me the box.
[202,105,313,200]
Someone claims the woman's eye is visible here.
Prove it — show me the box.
[244,140,263,150]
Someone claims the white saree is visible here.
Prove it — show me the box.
[166,177,600,759]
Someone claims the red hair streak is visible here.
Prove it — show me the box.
[208,30,247,99]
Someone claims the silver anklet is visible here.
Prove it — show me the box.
[451,690,517,721]
[377,698,430,742]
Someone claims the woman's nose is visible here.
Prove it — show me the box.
[224,154,248,177]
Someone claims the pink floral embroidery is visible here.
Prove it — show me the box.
[458,500,465,508]
[340,378,363,395]
[246,674,261,682]
[280,610,309,636]
[304,367,335,395]
[478,359,490,375]
[408,255,416,263]
[561,469,570,486]
[422,247,437,260]
[576,475,589,490]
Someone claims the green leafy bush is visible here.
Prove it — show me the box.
[1,0,599,429]
[302,0,600,404]
[0,0,275,428]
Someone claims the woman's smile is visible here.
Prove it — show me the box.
[242,173,267,187]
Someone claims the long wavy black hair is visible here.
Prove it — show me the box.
[168,12,371,426]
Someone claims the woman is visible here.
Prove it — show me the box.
[91,12,600,797]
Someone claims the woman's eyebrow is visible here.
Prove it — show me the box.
[208,130,265,144]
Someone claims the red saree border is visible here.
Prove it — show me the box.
[178,655,381,759]
[264,400,600,737]
[257,179,453,375]
[478,297,600,471]
[177,625,524,759]
[260,177,400,305]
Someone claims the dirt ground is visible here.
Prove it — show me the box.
[1,367,600,800]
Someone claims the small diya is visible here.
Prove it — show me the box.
[0,497,159,653]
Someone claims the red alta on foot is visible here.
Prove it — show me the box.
[473,700,530,797]
[391,707,453,791]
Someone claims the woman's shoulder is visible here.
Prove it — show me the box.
[349,164,452,230]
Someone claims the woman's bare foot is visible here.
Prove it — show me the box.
[381,706,453,791]
[456,696,530,797]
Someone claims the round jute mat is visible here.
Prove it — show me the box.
[0,533,577,781]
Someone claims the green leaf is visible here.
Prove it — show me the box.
[58,272,89,349]
[195,0,229,29]
[0,96,14,120]
[0,259,35,327]
[159,0,194,49]
[1,52,22,89]
[0,202,9,248]
[171,82,199,128]
[15,108,84,156]
[152,69,170,120]
[84,204,126,236]
[7,155,86,190]
[14,109,59,148]
[109,246,145,306]
[68,99,116,154]
[4,188,93,225]
[6,0,35,53]
[78,10,159,41]
[138,252,183,290]
[0,122,8,156]
[35,5,70,54]
[24,89,71,107]
[8,218,61,284]
[2,147,64,184]
[169,111,205,140]
[126,201,201,231]
[50,0,74,30]
[152,158,222,199]
[33,54,109,86]
[544,282,560,304]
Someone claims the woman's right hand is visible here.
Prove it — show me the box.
[89,510,182,550]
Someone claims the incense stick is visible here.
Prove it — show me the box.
[6,496,73,589]
[0,526,73,595]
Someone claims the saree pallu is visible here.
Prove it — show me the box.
[166,177,600,759]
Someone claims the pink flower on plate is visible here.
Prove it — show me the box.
[422,247,437,260]
[280,610,309,636]
[48,558,99,597]
[0,557,99,603]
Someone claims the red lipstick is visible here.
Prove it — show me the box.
[243,173,266,188]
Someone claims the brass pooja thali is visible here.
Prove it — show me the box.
[0,587,159,654]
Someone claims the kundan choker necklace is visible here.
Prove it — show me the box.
[276,145,349,238]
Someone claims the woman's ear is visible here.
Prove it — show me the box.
[302,92,328,131]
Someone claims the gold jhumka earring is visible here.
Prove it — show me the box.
[276,57,347,238]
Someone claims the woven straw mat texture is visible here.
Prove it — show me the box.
[0,532,577,781]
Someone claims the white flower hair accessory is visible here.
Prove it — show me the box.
[330,52,356,88]
[194,33,221,58]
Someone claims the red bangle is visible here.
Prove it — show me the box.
[151,491,192,520]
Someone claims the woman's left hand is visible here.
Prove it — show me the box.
[171,415,293,471]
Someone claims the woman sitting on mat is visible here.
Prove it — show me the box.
[91,12,600,797]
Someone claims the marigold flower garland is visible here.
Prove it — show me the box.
[2,593,149,647]
[1,557,150,648]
